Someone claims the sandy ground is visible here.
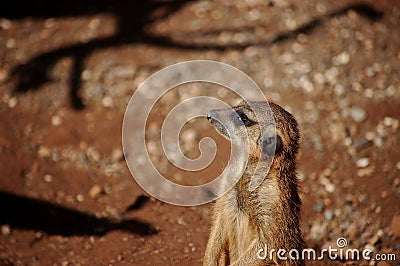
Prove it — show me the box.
[0,0,399,265]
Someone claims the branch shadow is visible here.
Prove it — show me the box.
[3,1,383,109]
[0,191,158,237]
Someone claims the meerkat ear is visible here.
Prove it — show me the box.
[260,133,282,156]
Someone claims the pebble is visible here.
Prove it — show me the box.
[333,84,345,96]
[299,76,314,93]
[43,174,53,183]
[0,68,8,83]
[181,129,197,144]
[1,224,11,235]
[51,115,62,126]
[0,18,12,30]
[356,157,370,168]
[391,215,400,237]
[310,221,327,241]
[76,194,84,202]
[38,146,51,158]
[320,176,335,192]
[89,18,101,30]
[324,209,334,220]
[112,148,123,162]
[349,107,367,123]
[333,51,350,65]
[330,123,347,142]
[86,147,101,162]
[313,203,324,212]
[373,137,383,147]
[313,72,325,84]
[7,97,17,109]
[357,166,374,177]
[6,38,16,49]
[44,18,55,28]
[324,67,339,84]
[102,96,114,107]
[383,116,399,129]
[89,184,102,199]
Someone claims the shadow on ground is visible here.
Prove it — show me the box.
[0,191,157,236]
[2,0,382,109]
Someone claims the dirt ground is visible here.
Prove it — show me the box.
[0,0,399,265]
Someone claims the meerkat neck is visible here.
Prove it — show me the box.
[239,162,303,251]
[265,164,303,252]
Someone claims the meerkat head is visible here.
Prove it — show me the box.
[207,100,299,167]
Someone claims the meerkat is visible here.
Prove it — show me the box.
[204,100,304,266]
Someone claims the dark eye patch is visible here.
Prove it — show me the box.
[236,110,256,127]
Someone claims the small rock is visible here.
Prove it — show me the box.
[349,107,367,123]
[324,209,334,220]
[324,67,339,84]
[325,183,335,193]
[356,157,370,168]
[102,96,114,107]
[313,203,324,212]
[111,148,123,162]
[391,215,400,237]
[89,185,102,199]
[86,147,101,162]
[35,231,43,239]
[299,76,314,93]
[357,166,374,177]
[7,97,17,108]
[81,69,92,80]
[395,161,400,170]
[333,84,345,96]
[6,38,16,48]
[0,18,12,30]
[43,174,53,183]
[373,137,383,147]
[44,18,55,28]
[76,194,84,202]
[181,129,197,144]
[333,51,350,65]
[365,131,375,141]
[51,115,62,126]
[0,69,8,83]
[38,146,51,158]
[1,225,11,235]
[89,18,101,30]
[383,116,399,128]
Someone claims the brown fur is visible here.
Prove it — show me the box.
[204,101,304,266]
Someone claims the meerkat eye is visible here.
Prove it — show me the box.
[237,111,254,127]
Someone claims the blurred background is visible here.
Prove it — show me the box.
[0,0,399,265]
